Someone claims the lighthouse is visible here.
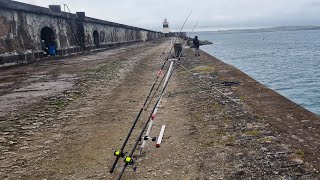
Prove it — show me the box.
[163,18,169,34]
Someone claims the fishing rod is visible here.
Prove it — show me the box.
[109,54,168,174]
[144,20,199,110]
[109,61,167,173]
[114,12,192,179]
[109,11,192,174]
[138,21,199,155]
[116,60,179,180]
[144,21,198,110]
[139,59,175,155]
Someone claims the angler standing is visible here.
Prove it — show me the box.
[193,36,200,56]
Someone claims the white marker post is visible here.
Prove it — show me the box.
[139,59,175,155]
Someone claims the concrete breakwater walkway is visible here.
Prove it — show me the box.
[0,38,319,179]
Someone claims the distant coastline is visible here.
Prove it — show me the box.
[197,26,320,34]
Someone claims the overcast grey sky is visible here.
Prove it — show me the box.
[16,0,320,31]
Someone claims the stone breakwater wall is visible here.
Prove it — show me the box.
[0,0,164,66]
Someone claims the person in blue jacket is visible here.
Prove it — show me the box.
[48,39,57,56]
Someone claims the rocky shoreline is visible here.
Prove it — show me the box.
[186,37,213,48]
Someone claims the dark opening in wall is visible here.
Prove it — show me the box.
[41,27,56,55]
[93,30,99,47]
[41,27,55,46]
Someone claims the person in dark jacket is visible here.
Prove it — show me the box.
[193,36,200,56]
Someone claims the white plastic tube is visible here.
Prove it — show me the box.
[156,125,166,147]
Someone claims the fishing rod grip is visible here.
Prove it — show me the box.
[110,107,143,173]
[119,107,143,150]
[116,164,128,180]
[110,156,120,173]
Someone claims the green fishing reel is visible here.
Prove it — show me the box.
[114,150,125,157]
[124,156,134,165]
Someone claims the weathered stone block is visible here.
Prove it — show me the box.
[76,12,86,20]
[49,5,61,13]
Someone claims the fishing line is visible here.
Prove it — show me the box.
[178,64,241,105]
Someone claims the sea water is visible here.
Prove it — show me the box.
[198,30,320,115]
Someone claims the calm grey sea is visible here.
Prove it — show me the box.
[198,30,320,116]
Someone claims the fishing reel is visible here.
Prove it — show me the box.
[143,136,157,142]
[113,151,137,171]
[124,156,134,165]
[113,150,126,158]
[124,156,137,171]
